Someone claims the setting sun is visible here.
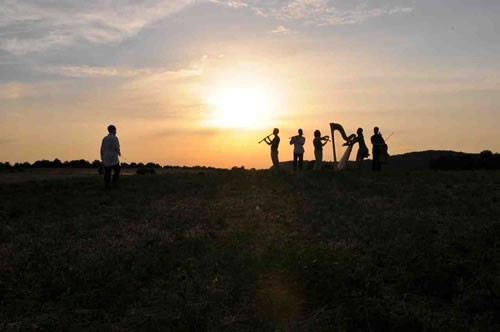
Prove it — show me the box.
[207,87,272,128]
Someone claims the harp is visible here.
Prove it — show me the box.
[330,123,357,170]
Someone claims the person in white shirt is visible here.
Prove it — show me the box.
[290,128,306,171]
[100,125,121,187]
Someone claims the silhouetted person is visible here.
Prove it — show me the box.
[264,128,280,168]
[355,128,369,164]
[313,130,329,170]
[100,125,121,188]
[290,129,305,171]
[370,127,386,171]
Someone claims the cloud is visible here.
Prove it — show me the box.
[213,0,413,25]
[0,82,46,100]
[272,25,289,33]
[0,0,195,55]
[122,68,203,92]
[209,0,248,8]
[40,65,152,78]
[0,1,414,55]
[38,54,209,79]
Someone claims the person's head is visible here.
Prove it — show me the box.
[298,128,303,136]
[108,125,116,134]
[357,128,363,135]
[374,127,379,135]
[314,130,321,138]
[273,128,279,135]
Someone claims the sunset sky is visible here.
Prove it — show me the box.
[1,0,499,168]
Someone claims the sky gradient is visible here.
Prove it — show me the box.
[1,0,499,168]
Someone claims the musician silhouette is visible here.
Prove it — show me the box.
[263,128,280,168]
[370,127,386,171]
[290,129,305,171]
[355,128,369,164]
[313,130,329,170]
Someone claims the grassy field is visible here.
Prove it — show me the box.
[0,169,498,331]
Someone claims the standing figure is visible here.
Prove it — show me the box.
[355,128,369,164]
[313,130,329,170]
[100,125,121,188]
[370,127,386,171]
[264,128,280,168]
[290,129,306,171]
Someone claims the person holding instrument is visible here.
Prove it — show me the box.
[355,128,369,164]
[313,130,329,170]
[371,126,387,171]
[290,128,306,171]
[262,128,280,168]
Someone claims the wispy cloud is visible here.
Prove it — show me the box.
[0,81,74,100]
[0,0,195,55]
[122,68,203,92]
[0,1,414,55]
[0,82,43,100]
[214,0,413,25]
[40,66,152,78]
[272,25,289,33]
[209,0,248,8]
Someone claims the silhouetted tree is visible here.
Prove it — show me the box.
[0,162,12,170]
[145,162,161,168]
[33,160,53,168]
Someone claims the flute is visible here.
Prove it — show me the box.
[258,134,273,144]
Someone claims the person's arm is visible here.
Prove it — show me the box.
[289,137,294,145]
[301,137,306,146]
[264,137,271,145]
[100,138,104,160]
[116,137,121,156]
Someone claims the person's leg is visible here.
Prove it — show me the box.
[314,150,322,170]
[356,150,362,163]
[372,151,377,171]
[112,164,120,184]
[373,151,381,171]
[271,151,279,167]
[104,166,112,187]
[293,153,298,171]
[298,153,304,170]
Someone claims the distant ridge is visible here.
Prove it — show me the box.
[380,150,466,170]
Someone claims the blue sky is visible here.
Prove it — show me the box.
[1,0,499,167]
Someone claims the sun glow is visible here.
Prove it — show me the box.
[207,86,273,129]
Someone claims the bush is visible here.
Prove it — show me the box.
[136,167,156,175]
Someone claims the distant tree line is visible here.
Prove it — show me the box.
[0,159,219,171]
[430,150,500,170]
[2,151,499,172]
